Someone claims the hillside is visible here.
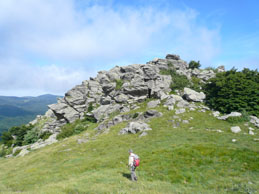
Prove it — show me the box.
[0,100,258,193]
[0,95,60,134]
[0,54,258,193]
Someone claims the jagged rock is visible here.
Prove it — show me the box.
[175,108,186,114]
[45,109,56,118]
[164,96,176,106]
[12,145,29,155]
[18,149,29,157]
[231,126,241,133]
[218,112,242,120]
[64,84,87,107]
[30,134,58,150]
[144,110,163,119]
[48,101,80,123]
[250,116,259,127]
[168,106,174,111]
[147,100,160,108]
[166,54,180,60]
[216,66,225,73]
[100,96,113,105]
[114,94,129,103]
[119,122,152,135]
[212,111,220,117]
[92,104,122,122]
[176,100,190,108]
[183,88,205,102]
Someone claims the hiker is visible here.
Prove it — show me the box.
[128,149,139,181]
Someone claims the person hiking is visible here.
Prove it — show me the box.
[128,149,139,181]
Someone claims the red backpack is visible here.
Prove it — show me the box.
[133,154,140,167]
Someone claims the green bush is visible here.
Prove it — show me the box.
[115,79,123,90]
[83,115,97,123]
[13,149,22,157]
[132,112,139,119]
[23,129,39,145]
[39,131,52,140]
[204,68,259,116]
[87,103,94,112]
[160,69,190,91]
[1,131,13,147]
[190,77,203,92]
[57,120,89,140]
[189,60,201,69]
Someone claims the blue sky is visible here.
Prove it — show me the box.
[0,0,258,96]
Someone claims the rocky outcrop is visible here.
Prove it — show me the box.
[250,116,259,128]
[29,54,222,138]
[119,121,152,135]
[217,112,242,120]
[183,88,205,102]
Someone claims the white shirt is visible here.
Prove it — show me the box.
[128,153,136,166]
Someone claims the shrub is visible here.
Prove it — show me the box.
[115,79,123,90]
[57,120,89,140]
[204,68,259,116]
[160,69,190,91]
[189,60,201,69]
[13,149,22,156]
[23,129,39,145]
[1,131,13,147]
[132,112,139,119]
[39,131,52,140]
[190,77,203,92]
[83,115,97,123]
[87,103,94,112]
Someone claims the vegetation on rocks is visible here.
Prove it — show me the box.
[115,79,124,90]
[204,68,259,116]
[189,60,201,69]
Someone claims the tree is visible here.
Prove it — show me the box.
[189,60,201,69]
[204,68,259,116]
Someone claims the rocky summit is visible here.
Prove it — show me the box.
[12,54,258,157]
[37,54,217,134]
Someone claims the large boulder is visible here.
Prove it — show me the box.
[119,121,152,135]
[147,100,160,108]
[166,54,180,60]
[92,104,122,121]
[217,112,242,120]
[250,116,259,128]
[183,88,205,102]
[48,101,80,123]
[231,126,241,133]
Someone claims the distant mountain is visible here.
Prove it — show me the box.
[0,94,61,134]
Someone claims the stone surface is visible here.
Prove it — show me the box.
[250,116,259,127]
[119,122,152,135]
[175,108,186,114]
[218,112,242,120]
[18,149,30,157]
[231,126,241,133]
[144,110,163,119]
[183,87,205,102]
[147,100,161,108]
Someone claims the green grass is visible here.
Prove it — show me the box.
[0,102,258,193]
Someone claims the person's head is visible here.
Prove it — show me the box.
[128,149,133,155]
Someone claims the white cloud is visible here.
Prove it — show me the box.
[0,59,93,96]
[0,0,221,96]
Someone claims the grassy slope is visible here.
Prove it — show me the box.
[0,101,258,194]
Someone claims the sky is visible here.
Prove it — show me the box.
[0,0,258,96]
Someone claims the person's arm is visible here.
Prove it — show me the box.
[128,155,133,166]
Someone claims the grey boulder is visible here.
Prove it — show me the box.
[183,88,205,102]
